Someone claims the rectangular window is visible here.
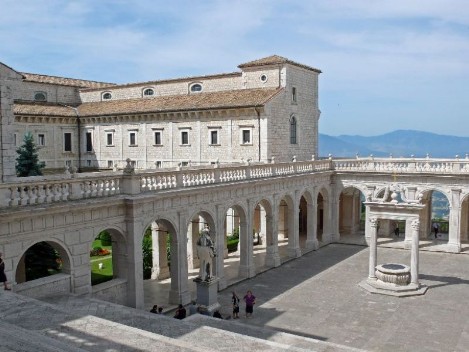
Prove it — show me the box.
[154,131,161,145]
[38,134,45,146]
[181,161,189,167]
[65,160,72,167]
[86,132,92,152]
[181,131,189,145]
[106,132,113,146]
[129,132,137,146]
[242,130,251,144]
[210,130,218,145]
[107,160,113,168]
[64,133,72,152]
[155,161,162,168]
[292,87,297,103]
[130,160,136,168]
[86,160,91,167]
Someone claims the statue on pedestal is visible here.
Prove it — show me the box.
[195,225,216,281]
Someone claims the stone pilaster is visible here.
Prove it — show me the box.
[368,217,378,279]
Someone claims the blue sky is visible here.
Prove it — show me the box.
[1,0,468,136]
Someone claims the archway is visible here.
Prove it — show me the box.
[339,187,366,239]
[460,193,469,245]
[142,217,180,309]
[316,188,330,244]
[420,190,450,242]
[278,194,300,259]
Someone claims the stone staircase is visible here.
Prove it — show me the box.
[0,292,366,352]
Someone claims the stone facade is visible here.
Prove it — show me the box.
[0,55,321,179]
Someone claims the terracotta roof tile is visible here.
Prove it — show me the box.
[14,88,283,117]
[21,72,115,89]
[238,55,322,73]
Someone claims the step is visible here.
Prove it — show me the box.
[186,314,366,352]
[43,294,367,352]
[0,320,87,352]
[0,292,210,352]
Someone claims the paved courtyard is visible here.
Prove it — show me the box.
[214,244,469,352]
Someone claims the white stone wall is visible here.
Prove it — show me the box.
[9,80,81,105]
[265,64,319,162]
[13,273,71,299]
[80,74,245,102]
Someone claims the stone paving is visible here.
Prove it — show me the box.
[213,243,469,352]
[1,241,468,352]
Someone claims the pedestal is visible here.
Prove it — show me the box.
[194,278,220,314]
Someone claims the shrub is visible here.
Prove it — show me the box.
[99,231,112,246]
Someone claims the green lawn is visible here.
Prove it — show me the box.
[90,239,113,285]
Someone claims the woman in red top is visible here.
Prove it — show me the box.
[243,290,256,317]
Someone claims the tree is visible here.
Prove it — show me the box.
[15,132,45,176]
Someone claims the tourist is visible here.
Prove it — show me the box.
[213,310,223,319]
[189,300,198,316]
[157,307,163,314]
[0,253,11,291]
[231,291,240,319]
[432,222,439,238]
[150,304,158,313]
[243,290,256,318]
[174,304,186,319]
[394,222,400,237]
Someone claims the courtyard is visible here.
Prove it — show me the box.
[211,244,469,351]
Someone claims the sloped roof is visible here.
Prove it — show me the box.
[238,55,321,73]
[21,72,115,89]
[13,88,283,117]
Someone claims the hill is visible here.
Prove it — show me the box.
[319,130,469,158]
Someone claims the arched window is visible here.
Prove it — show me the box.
[143,88,154,96]
[102,92,112,100]
[190,83,203,93]
[34,92,47,102]
[290,116,297,144]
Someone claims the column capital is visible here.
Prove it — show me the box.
[369,217,379,228]
[411,219,420,231]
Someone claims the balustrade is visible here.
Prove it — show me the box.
[2,157,469,209]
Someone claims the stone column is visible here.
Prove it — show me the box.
[265,198,281,267]
[404,219,412,249]
[460,199,469,242]
[448,189,461,252]
[288,194,301,258]
[364,205,371,245]
[125,217,145,309]
[169,212,191,305]
[214,205,227,290]
[238,206,255,278]
[151,225,170,280]
[368,217,378,279]
[259,205,266,246]
[305,200,318,250]
[329,191,340,242]
[278,201,288,239]
[410,219,420,286]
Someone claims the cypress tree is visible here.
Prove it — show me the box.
[15,132,45,176]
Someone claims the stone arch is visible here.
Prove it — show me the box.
[459,192,469,243]
[89,226,127,287]
[418,187,451,241]
[316,186,330,243]
[339,186,366,237]
[219,202,251,280]
[297,188,316,250]
[277,192,300,259]
[250,198,277,269]
[15,238,72,284]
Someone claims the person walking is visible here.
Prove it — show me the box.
[432,222,439,239]
[243,290,256,318]
[0,253,11,290]
[231,291,240,319]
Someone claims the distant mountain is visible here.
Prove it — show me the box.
[319,130,469,158]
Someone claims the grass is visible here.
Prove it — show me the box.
[90,239,113,285]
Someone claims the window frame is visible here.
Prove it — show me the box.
[240,128,253,145]
[290,115,297,144]
[85,132,93,152]
[34,92,47,102]
[189,83,203,93]
[37,133,45,147]
[102,92,112,100]
[129,131,137,146]
[181,131,189,145]
[291,87,297,103]
[143,88,155,97]
[154,131,162,146]
[64,132,72,152]
[106,132,114,146]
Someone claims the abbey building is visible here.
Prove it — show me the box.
[0,55,321,180]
